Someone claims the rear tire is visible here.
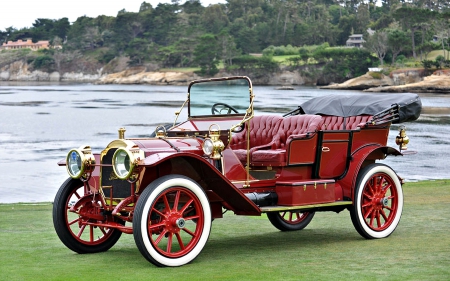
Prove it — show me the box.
[350,164,403,239]
[267,211,315,231]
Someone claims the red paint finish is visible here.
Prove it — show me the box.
[276,180,335,206]
[287,135,318,164]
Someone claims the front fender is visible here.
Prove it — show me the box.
[337,145,402,200]
[140,152,261,216]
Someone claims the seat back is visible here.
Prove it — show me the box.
[321,115,372,130]
[275,114,323,149]
[230,115,283,150]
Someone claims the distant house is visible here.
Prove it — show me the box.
[0,39,50,51]
[346,34,365,48]
[433,35,448,43]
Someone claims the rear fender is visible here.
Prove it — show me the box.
[337,145,402,201]
[140,152,261,216]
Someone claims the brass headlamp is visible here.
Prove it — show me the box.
[203,124,225,160]
[112,144,145,181]
[66,145,95,179]
[395,125,409,151]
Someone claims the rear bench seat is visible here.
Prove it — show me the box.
[320,115,372,130]
[230,114,323,166]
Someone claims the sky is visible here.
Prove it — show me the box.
[0,0,226,31]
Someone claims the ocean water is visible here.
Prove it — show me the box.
[0,82,449,203]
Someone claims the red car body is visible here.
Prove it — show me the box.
[53,76,421,267]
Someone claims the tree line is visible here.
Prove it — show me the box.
[1,0,450,81]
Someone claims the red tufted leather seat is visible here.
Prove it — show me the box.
[251,114,323,164]
[321,115,372,130]
[230,115,284,162]
[231,114,323,166]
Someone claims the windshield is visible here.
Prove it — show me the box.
[188,77,251,117]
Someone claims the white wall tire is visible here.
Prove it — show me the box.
[350,164,403,239]
[133,175,211,267]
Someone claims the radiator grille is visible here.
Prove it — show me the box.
[101,148,132,199]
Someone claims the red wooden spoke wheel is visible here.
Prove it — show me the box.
[53,178,123,253]
[350,164,403,239]
[134,175,211,267]
[267,211,315,231]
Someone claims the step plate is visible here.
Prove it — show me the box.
[260,201,352,213]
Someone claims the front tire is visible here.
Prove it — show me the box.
[267,211,315,231]
[350,164,403,239]
[53,178,123,253]
[133,175,212,267]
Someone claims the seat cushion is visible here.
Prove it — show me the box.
[251,149,286,164]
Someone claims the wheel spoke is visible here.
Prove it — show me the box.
[180,199,194,214]
[148,221,165,230]
[151,207,166,219]
[163,194,171,212]
[175,232,185,250]
[376,210,382,228]
[362,190,374,200]
[184,214,200,221]
[166,233,173,253]
[380,209,389,222]
[182,227,196,237]
[99,226,107,236]
[173,191,181,212]
[363,205,374,220]
[362,201,373,208]
[154,229,168,245]
[77,224,87,238]
[68,217,80,226]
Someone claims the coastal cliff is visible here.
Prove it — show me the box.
[365,71,450,93]
[320,69,450,93]
[0,61,103,82]
[2,60,450,93]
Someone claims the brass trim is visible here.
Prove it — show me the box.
[260,201,353,213]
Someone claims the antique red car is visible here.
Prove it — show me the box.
[53,76,422,267]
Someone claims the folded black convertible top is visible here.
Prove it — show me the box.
[295,93,422,124]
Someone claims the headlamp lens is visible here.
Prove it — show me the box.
[202,139,214,155]
[67,150,83,178]
[113,149,132,179]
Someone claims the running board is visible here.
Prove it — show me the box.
[260,201,352,213]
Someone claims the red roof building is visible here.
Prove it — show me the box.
[1,39,50,51]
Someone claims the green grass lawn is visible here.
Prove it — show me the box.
[426,50,449,61]
[1,180,449,280]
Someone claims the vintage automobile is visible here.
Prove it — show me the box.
[53,76,422,267]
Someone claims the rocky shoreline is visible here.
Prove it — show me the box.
[321,69,450,94]
[2,60,450,93]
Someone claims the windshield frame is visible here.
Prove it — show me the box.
[186,76,253,119]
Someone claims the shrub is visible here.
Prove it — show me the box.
[435,55,445,69]
[421,60,434,69]
[368,71,382,79]
[33,55,55,69]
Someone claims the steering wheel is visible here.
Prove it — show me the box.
[211,103,239,115]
